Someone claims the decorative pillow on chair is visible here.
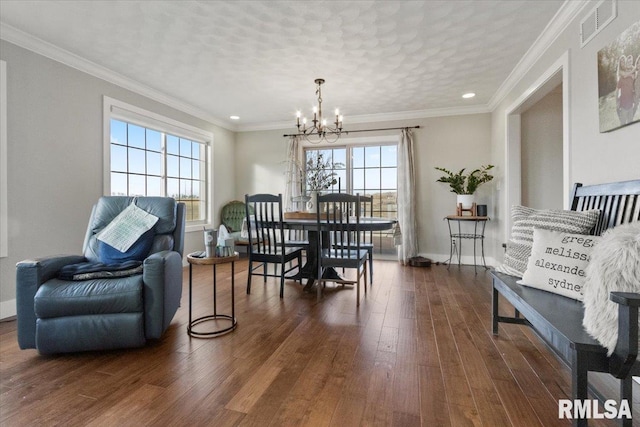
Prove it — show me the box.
[517,228,600,301]
[99,229,155,264]
[582,221,640,355]
[495,206,600,277]
[97,202,158,264]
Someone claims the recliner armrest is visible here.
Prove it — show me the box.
[16,255,86,349]
[609,291,640,378]
[143,250,183,339]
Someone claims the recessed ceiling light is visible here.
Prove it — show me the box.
[462,93,476,99]
[230,115,240,120]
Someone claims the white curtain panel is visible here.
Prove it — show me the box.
[283,136,301,212]
[397,128,419,264]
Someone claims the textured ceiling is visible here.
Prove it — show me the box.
[0,0,565,130]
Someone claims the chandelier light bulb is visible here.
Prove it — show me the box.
[335,108,340,116]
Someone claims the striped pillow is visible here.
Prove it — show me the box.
[495,206,600,277]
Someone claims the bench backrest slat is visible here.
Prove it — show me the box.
[570,180,640,235]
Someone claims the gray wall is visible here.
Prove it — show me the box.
[0,41,236,316]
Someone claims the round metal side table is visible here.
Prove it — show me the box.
[187,252,239,337]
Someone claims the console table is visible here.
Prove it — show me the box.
[445,215,489,274]
[187,252,239,337]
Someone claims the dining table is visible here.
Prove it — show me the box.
[282,215,397,290]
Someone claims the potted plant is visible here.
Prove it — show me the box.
[435,164,494,209]
[305,153,343,211]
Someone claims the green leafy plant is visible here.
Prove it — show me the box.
[306,153,344,191]
[435,164,494,194]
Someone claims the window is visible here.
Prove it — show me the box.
[104,97,212,227]
[305,143,398,255]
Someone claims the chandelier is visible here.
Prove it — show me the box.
[295,78,343,144]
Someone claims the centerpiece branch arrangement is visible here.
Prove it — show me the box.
[304,153,344,212]
[306,153,343,192]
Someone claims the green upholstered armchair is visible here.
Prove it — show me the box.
[220,200,253,247]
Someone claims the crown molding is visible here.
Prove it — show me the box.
[487,0,590,111]
[237,104,490,132]
[0,23,237,132]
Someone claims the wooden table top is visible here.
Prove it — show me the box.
[187,252,240,265]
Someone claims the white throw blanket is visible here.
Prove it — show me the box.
[582,221,640,356]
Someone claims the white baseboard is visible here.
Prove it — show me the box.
[0,298,16,319]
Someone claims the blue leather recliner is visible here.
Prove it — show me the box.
[16,196,185,354]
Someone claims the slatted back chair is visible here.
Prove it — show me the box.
[245,194,303,298]
[332,195,374,284]
[570,180,640,235]
[316,193,369,306]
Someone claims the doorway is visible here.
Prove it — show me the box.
[520,83,563,209]
[504,52,570,239]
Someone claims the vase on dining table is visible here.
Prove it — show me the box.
[306,191,319,213]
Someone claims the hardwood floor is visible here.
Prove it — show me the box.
[1,260,638,426]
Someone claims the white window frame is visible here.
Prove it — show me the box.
[103,96,213,233]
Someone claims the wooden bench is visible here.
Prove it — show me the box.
[492,180,640,426]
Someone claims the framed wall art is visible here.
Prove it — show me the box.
[597,19,640,132]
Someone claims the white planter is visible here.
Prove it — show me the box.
[456,194,475,209]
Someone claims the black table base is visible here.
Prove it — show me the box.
[188,260,237,338]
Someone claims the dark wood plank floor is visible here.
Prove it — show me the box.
[1,260,638,426]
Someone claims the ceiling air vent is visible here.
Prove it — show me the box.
[580,0,617,47]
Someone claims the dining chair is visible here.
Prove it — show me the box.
[316,193,369,306]
[332,195,374,284]
[245,193,304,298]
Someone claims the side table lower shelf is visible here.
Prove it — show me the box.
[187,252,239,338]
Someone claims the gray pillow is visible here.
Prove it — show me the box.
[495,205,600,277]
